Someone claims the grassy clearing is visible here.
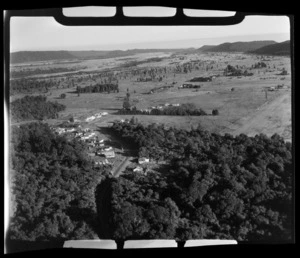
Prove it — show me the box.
[10,52,292,139]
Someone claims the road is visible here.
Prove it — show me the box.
[111,156,131,177]
[224,91,292,142]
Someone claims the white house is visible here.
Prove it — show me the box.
[133,166,143,173]
[102,150,115,158]
[138,157,150,164]
[86,116,96,122]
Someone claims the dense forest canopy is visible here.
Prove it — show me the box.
[11,95,65,123]
[77,84,119,94]
[9,122,109,241]
[104,121,292,241]
[10,78,58,95]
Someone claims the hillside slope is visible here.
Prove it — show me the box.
[202,40,277,53]
[11,49,185,64]
[198,45,216,52]
[249,40,290,56]
[10,51,76,64]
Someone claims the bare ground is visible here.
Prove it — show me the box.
[223,90,292,142]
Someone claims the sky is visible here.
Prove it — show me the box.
[9,9,290,52]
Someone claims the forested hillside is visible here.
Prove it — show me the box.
[9,123,109,241]
[11,51,75,64]
[103,121,292,241]
[11,95,65,123]
[201,41,277,53]
[249,41,290,56]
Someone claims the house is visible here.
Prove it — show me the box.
[138,157,150,164]
[94,113,102,119]
[88,152,96,157]
[101,112,108,116]
[86,116,96,122]
[65,128,75,133]
[133,166,143,173]
[96,149,104,155]
[101,150,115,158]
[267,86,276,91]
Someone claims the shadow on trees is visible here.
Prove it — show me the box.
[66,206,100,237]
[5,228,64,253]
[94,178,114,239]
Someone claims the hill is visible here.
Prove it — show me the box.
[10,49,186,64]
[10,51,76,64]
[198,45,216,52]
[248,40,290,56]
[202,40,277,53]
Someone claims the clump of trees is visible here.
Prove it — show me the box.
[11,95,66,123]
[10,67,81,79]
[77,84,119,94]
[105,122,292,241]
[9,122,109,241]
[10,78,58,95]
[212,109,219,116]
[252,62,267,69]
[118,103,207,116]
[224,65,253,77]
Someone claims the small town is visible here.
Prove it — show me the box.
[6,10,293,253]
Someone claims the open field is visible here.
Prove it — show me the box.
[10,51,292,142]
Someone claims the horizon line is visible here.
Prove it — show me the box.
[10,39,291,54]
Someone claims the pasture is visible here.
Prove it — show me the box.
[10,51,292,141]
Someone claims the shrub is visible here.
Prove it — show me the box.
[212,109,219,116]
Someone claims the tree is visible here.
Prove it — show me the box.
[123,97,131,110]
[9,122,104,241]
[212,109,219,116]
[60,93,66,99]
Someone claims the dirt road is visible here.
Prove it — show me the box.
[224,91,292,142]
[111,157,131,177]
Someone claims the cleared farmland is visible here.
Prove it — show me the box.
[10,51,292,142]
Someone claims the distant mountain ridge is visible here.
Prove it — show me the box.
[200,40,277,53]
[10,51,75,64]
[248,40,290,56]
[11,40,290,64]
[10,49,186,64]
[198,45,216,52]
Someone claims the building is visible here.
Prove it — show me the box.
[102,150,115,158]
[94,156,110,166]
[138,157,150,164]
[133,166,143,173]
[86,116,96,122]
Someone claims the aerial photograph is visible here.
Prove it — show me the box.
[5,8,293,252]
